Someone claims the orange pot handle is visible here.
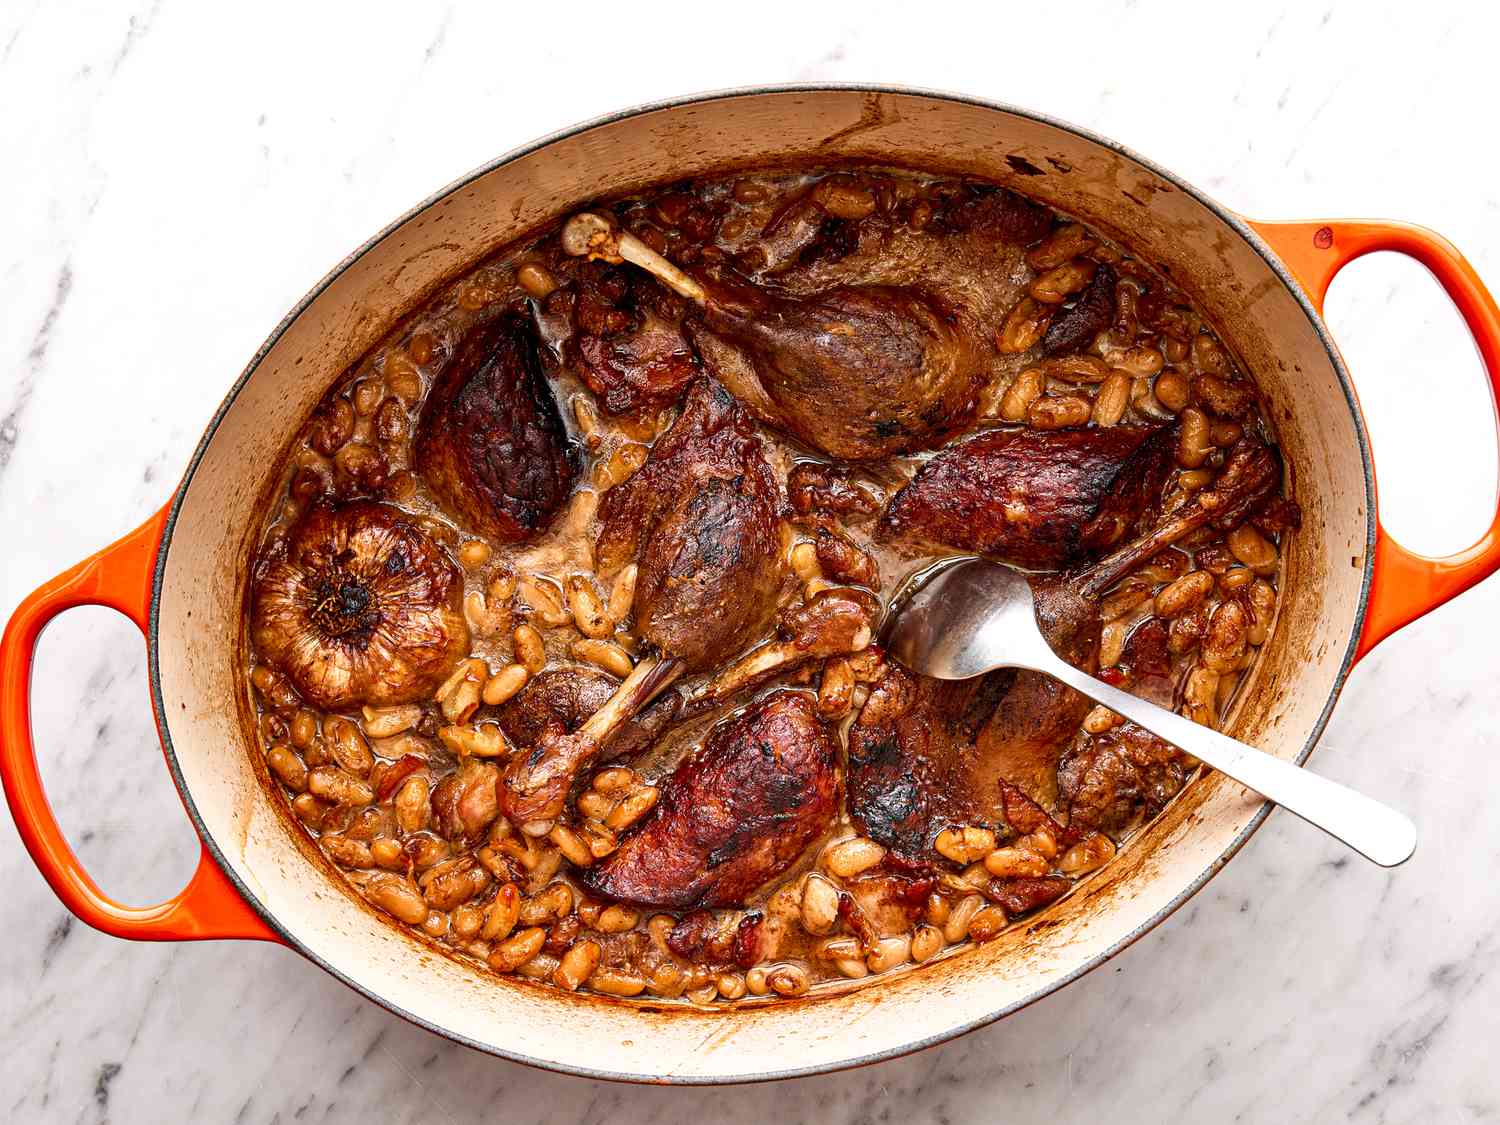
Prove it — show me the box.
[1248,219,1500,662]
[0,505,278,942]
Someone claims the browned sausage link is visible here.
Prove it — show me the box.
[579,692,837,909]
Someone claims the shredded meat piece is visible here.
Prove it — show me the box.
[1058,722,1192,835]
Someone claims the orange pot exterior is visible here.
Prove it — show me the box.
[1247,220,1500,662]
[0,505,278,943]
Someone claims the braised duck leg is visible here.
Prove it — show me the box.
[595,377,784,671]
[563,212,985,461]
[500,377,785,828]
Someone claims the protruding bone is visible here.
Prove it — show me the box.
[561,212,706,304]
[685,587,879,709]
[579,656,683,743]
[501,655,683,829]
[686,640,805,710]
[1076,438,1281,599]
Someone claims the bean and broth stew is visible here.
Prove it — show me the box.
[245,165,1296,1004]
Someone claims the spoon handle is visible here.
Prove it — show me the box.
[1040,658,1417,867]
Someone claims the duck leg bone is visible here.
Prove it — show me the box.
[562,212,706,303]
[499,655,682,833]
[1075,437,1282,601]
[683,587,881,711]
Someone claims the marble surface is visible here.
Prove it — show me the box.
[3,1,1499,1121]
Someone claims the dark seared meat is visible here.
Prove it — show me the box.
[764,181,1049,317]
[812,524,880,589]
[847,666,1019,858]
[596,378,783,670]
[1042,264,1117,356]
[694,270,986,461]
[578,692,837,909]
[664,910,765,970]
[1058,722,1191,834]
[877,425,1173,568]
[250,501,469,710]
[414,313,577,542]
[572,261,700,415]
[785,586,880,651]
[496,666,617,745]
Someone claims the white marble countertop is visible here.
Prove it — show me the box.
[3,2,1499,1121]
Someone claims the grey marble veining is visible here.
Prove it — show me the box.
[3,2,1498,1121]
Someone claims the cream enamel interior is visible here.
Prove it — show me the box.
[152,89,1369,1082]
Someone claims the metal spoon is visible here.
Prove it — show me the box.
[881,557,1416,867]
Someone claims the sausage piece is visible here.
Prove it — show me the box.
[578,692,837,909]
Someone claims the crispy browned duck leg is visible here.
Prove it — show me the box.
[502,378,786,830]
[563,212,985,461]
[595,377,784,671]
[414,313,578,542]
[877,424,1174,570]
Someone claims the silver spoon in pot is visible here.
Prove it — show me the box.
[881,557,1417,867]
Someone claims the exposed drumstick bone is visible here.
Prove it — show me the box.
[578,655,683,744]
[561,212,706,304]
[501,655,683,832]
[1075,438,1281,600]
[683,587,879,712]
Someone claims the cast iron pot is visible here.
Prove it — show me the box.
[5,86,1500,1083]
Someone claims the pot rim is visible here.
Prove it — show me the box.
[145,82,1377,1084]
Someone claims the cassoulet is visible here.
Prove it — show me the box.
[244,166,1297,1004]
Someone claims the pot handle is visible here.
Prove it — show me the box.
[0,505,279,942]
[1248,219,1500,661]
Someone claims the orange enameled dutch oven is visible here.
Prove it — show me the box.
[3,87,1500,1083]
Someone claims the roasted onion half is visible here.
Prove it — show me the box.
[251,501,470,710]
